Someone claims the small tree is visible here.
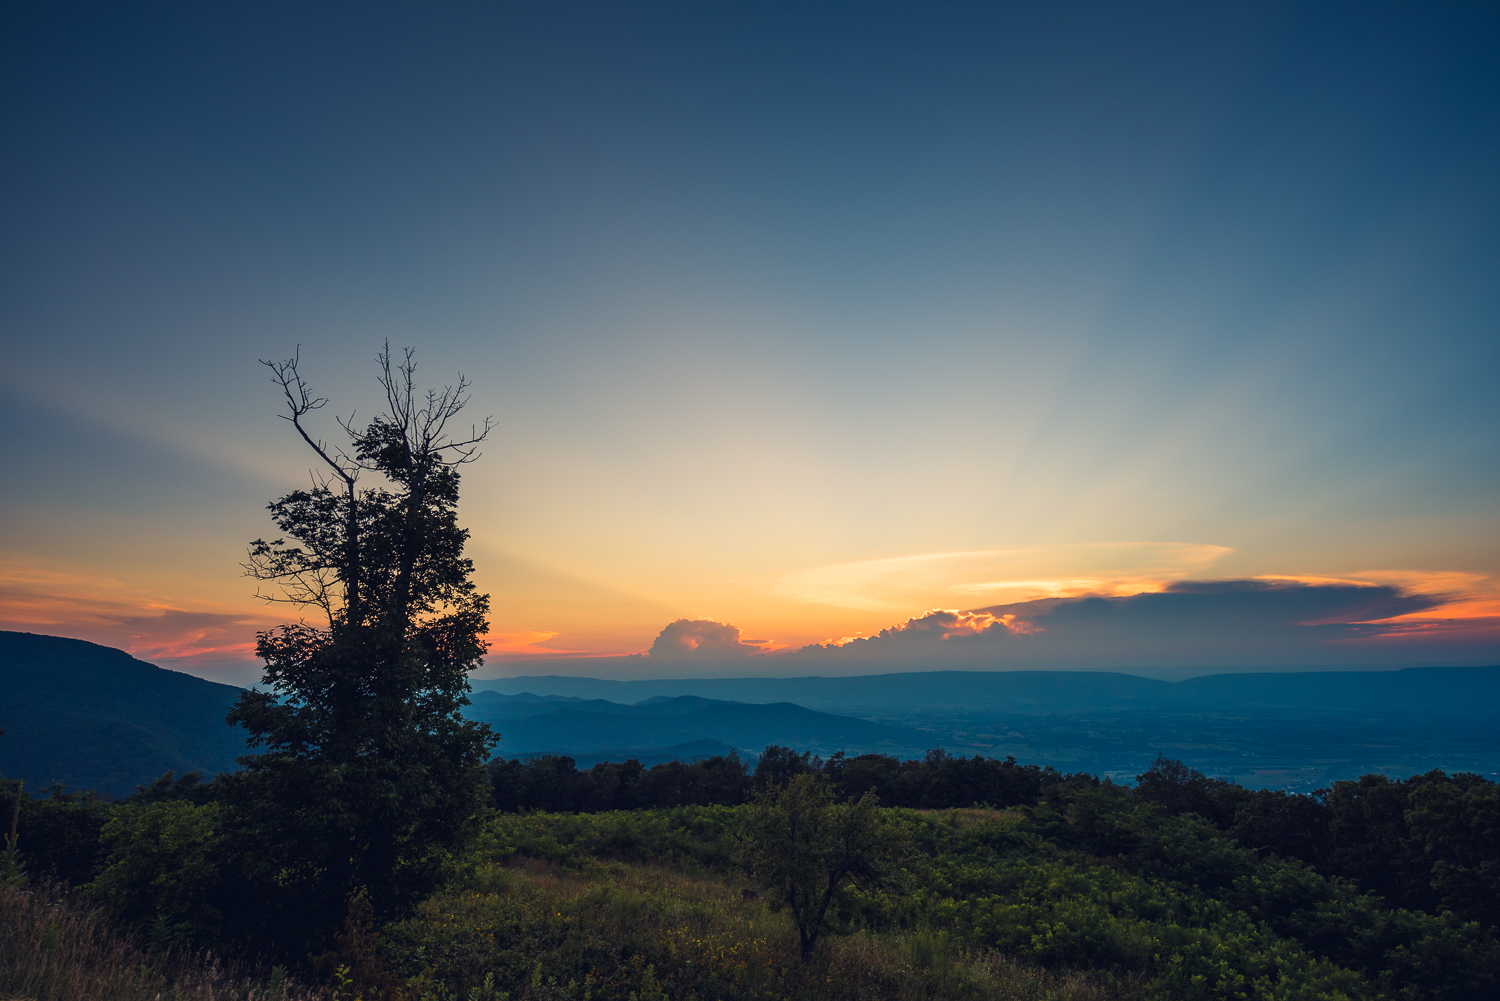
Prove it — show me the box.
[739,773,907,961]
[224,345,498,948]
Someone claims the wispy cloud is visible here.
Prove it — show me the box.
[483,630,602,657]
[1331,571,1500,624]
[0,552,268,668]
[775,542,1232,612]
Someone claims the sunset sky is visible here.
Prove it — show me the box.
[2,3,1497,685]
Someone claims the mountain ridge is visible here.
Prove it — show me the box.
[470,665,1500,714]
[0,631,251,798]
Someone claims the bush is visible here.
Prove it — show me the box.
[89,800,230,948]
[0,776,113,887]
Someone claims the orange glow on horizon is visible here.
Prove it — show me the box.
[6,547,1499,675]
[1257,571,1500,628]
[483,630,601,657]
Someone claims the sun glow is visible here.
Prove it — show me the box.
[775,543,1232,612]
[1256,571,1500,628]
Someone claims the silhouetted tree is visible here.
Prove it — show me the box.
[0,778,112,887]
[1134,755,1246,827]
[223,345,497,949]
[488,752,753,812]
[754,745,814,788]
[1404,771,1500,927]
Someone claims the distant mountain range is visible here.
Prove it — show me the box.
[6,629,1498,797]
[471,665,1500,715]
[464,690,929,758]
[0,632,930,795]
[0,632,250,799]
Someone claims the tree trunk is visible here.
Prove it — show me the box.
[343,481,360,625]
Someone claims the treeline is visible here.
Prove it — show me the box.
[487,746,1062,812]
[1128,755,1500,929]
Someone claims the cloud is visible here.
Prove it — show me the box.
[0,552,268,672]
[648,618,767,661]
[528,571,1500,678]
[793,578,1499,669]
[776,542,1232,612]
[110,609,262,661]
[483,630,596,656]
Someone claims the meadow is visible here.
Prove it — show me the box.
[5,756,1499,1001]
[366,796,1491,1001]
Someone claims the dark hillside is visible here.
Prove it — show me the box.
[0,631,248,798]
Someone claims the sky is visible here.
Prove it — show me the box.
[1,2,1497,685]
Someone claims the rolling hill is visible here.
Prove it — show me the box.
[11,629,1496,799]
[0,634,938,797]
[0,632,251,798]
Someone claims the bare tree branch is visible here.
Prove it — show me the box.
[262,347,361,488]
[251,347,367,626]
[357,341,494,473]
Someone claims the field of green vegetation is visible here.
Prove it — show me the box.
[4,752,1498,1001]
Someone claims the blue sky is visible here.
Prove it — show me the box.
[2,3,1497,682]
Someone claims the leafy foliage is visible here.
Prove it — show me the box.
[1,778,24,888]
[823,749,1057,809]
[392,798,1500,1001]
[1128,755,1500,933]
[89,800,229,947]
[0,776,112,886]
[381,853,1122,1001]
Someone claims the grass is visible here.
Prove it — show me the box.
[376,856,1135,1001]
[0,881,320,1001]
[3,804,1117,1001]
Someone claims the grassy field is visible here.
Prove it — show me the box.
[9,776,1498,1001]
[380,851,1129,1001]
[363,797,1482,1001]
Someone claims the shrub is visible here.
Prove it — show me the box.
[89,799,229,947]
